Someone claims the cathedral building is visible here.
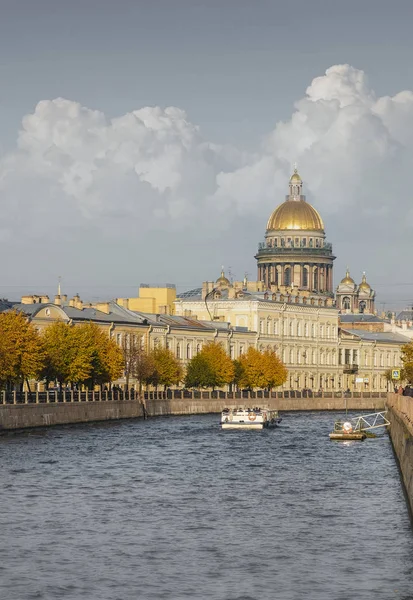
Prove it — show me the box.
[255,168,335,297]
[336,269,376,314]
[174,169,407,391]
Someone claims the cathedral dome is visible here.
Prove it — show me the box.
[216,268,230,287]
[266,167,324,232]
[340,269,355,286]
[359,272,371,292]
[267,200,324,231]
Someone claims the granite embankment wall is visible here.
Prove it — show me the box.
[386,393,413,514]
[0,393,386,431]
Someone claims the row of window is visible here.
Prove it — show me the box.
[259,319,336,339]
[266,237,324,249]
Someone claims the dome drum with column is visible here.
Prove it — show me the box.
[255,168,335,297]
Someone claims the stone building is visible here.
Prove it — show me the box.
[336,269,376,314]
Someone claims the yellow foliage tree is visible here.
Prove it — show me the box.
[42,321,124,388]
[401,342,413,384]
[237,347,287,390]
[0,311,45,390]
[198,341,234,388]
[77,322,124,388]
[151,347,183,389]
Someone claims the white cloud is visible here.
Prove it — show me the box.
[1,64,413,302]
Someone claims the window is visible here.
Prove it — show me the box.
[304,322,309,337]
[116,333,122,346]
[186,344,192,359]
[313,268,318,289]
[196,344,201,354]
[274,320,278,335]
[320,325,324,338]
[297,322,301,337]
[239,346,244,356]
[289,349,294,364]
[230,345,234,359]
[289,320,294,336]
[176,343,181,359]
[359,301,366,314]
[267,318,272,334]
[342,297,351,310]
[284,267,291,287]
[303,267,308,287]
[260,320,265,333]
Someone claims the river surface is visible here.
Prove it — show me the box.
[1,412,413,600]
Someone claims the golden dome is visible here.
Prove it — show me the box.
[267,200,324,231]
[340,269,355,286]
[216,268,230,287]
[290,168,302,182]
[359,272,371,291]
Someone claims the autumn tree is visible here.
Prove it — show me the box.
[185,342,234,388]
[152,347,183,389]
[237,347,287,390]
[42,321,90,387]
[401,342,413,384]
[121,333,147,390]
[42,322,123,389]
[78,323,124,388]
[129,345,156,393]
[0,311,45,391]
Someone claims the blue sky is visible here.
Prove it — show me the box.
[1,0,413,309]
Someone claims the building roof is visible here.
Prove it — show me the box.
[0,299,15,313]
[396,310,413,321]
[339,314,384,323]
[341,328,410,344]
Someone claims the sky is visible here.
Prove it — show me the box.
[1,0,413,311]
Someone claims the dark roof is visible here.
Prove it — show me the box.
[341,328,410,344]
[0,300,13,313]
[396,310,413,321]
[339,314,384,323]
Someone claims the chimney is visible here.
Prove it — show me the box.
[62,294,67,302]
[54,295,61,306]
[96,302,110,314]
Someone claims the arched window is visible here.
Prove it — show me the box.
[359,301,366,314]
[267,318,272,334]
[196,343,201,354]
[176,343,181,359]
[297,322,301,337]
[312,323,316,337]
[289,320,294,336]
[343,297,351,310]
[274,320,278,335]
[186,344,192,359]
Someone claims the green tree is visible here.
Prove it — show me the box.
[121,333,146,390]
[152,346,183,389]
[0,311,45,391]
[184,354,215,388]
[238,347,287,389]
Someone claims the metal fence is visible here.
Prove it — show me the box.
[0,389,388,406]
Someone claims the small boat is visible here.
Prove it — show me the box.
[329,420,366,441]
[221,407,282,430]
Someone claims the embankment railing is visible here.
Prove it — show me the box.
[0,389,388,406]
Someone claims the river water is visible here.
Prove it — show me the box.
[1,412,412,600]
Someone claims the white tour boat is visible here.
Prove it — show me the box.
[220,407,282,430]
